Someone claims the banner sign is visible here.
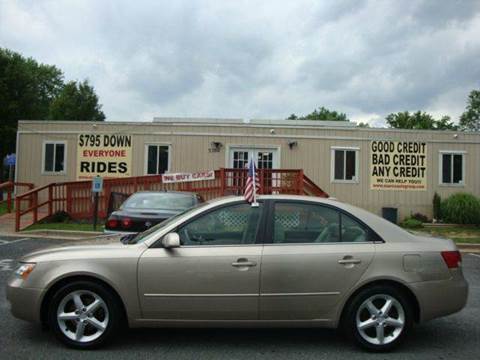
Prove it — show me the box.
[162,170,215,184]
[77,134,132,180]
[370,141,427,191]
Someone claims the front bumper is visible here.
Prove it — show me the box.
[411,270,468,322]
[6,277,44,323]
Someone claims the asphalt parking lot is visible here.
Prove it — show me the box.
[0,236,479,360]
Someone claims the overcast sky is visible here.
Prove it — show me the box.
[1,0,479,126]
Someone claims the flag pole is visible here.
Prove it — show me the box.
[251,156,259,207]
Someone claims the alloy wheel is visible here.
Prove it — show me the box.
[56,290,109,343]
[355,294,405,346]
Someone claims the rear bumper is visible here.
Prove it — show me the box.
[6,277,44,323]
[411,272,468,322]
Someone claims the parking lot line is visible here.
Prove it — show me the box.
[0,238,31,246]
[469,253,480,259]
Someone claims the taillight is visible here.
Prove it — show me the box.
[441,251,462,269]
[106,218,118,229]
[121,218,133,229]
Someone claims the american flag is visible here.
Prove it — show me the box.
[244,157,260,203]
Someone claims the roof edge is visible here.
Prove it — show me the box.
[152,117,356,128]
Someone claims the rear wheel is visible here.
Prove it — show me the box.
[343,285,413,352]
[48,281,122,349]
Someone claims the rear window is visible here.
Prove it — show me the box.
[122,193,195,211]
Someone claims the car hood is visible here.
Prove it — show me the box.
[19,234,146,263]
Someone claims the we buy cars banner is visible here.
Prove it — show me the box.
[162,170,215,183]
[77,133,132,180]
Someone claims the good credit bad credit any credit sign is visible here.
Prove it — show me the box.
[77,134,132,179]
[370,141,427,191]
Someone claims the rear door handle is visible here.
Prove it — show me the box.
[338,259,361,265]
[232,258,257,267]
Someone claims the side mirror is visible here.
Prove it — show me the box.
[162,232,180,249]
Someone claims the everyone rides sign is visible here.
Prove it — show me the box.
[370,140,427,191]
[76,133,132,180]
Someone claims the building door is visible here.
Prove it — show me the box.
[228,147,279,193]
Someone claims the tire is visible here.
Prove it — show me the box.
[342,285,413,352]
[47,280,123,349]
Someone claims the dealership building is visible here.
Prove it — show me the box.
[15,118,480,220]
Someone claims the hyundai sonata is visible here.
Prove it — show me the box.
[6,195,468,351]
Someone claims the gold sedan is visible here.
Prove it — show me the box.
[7,196,468,351]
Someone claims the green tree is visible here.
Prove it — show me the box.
[0,48,105,183]
[287,106,348,121]
[459,90,480,131]
[48,80,105,121]
[435,115,458,130]
[0,48,64,182]
[385,111,457,130]
[357,122,370,128]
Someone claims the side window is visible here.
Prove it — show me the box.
[146,145,169,175]
[273,202,340,243]
[331,148,358,182]
[178,203,263,246]
[440,152,464,185]
[43,142,66,173]
[341,214,369,242]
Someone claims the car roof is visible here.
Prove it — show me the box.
[206,195,341,206]
[141,194,416,247]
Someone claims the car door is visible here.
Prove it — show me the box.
[137,202,265,320]
[260,200,375,321]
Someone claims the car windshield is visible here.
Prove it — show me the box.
[122,192,195,211]
[128,202,209,244]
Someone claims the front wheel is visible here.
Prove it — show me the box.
[343,285,413,352]
[48,281,122,349]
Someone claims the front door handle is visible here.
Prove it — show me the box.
[338,259,361,264]
[338,257,361,265]
[232,258,257,267]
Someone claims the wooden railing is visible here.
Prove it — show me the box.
[303,174,329,197]
[13,168,328,231]
[0,181,34,213]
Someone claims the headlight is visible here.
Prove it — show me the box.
[15,263,36,279]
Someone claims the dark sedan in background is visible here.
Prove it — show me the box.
[104,191,203,234]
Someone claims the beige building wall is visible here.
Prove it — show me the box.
[16,120,480,220]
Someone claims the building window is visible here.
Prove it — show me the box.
[146,144,170,175]
[43,141,66,174]
[440,151,465,185]
[331,147,359,182]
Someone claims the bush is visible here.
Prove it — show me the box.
[411,212,429,223]
[40,210,71,223]
[441,193,480,225]
[401,218,424,229]
[433,192,441,220]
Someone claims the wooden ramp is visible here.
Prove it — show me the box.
[0,209,49,234]
[5,168,328,232]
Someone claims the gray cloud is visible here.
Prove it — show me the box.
[1,0,479,125]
